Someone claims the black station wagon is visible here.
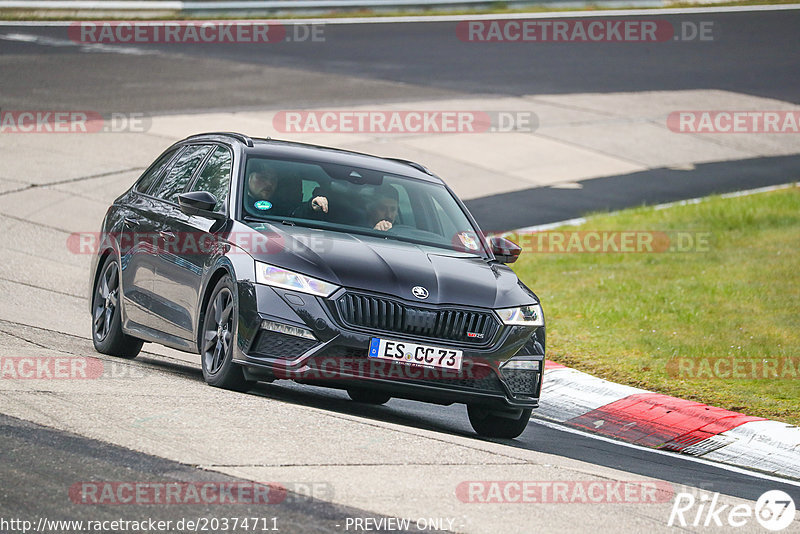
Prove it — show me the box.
[90,132,545,438]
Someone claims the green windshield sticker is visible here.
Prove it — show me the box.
[254,200,272,211]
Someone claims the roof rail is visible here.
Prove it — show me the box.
[383,157,432,175]
[184,132,254,148]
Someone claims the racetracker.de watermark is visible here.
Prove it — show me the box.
[456,480,673,503]
[498,231,712,253]
[270,356,499,381]
[0,357,146,380]
[666,357,800,380]
[69,482,287,505]
[68,230,712,257]
[68,231,287,256]
[68,21,325,44]
[272,110,538,134]
[0,111,150,134]
[667,111,800,133]
[456,19,715,42]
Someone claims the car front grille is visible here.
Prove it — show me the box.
[334,292,498,344]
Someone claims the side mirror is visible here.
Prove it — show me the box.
[178,191,224,219]
[490,236,522,264]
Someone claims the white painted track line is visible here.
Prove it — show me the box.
[1,3,799,25]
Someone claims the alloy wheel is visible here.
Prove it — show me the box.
[93,260,120,342]
[203,287,234,375]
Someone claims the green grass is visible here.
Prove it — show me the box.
[2,0,798,21]
[511,185,800,425]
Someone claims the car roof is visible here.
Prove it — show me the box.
[180,132,443,184]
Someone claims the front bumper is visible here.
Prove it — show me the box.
[233,283,544,410]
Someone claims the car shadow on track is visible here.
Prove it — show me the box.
[136,354,486,440]
[248,380,483,439]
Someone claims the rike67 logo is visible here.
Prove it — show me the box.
[669,490,796,531]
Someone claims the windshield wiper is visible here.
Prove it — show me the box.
[243,215,322,230]
[243,215,269,224]
[243,215,293,225]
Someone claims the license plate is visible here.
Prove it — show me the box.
[368,338,463,371]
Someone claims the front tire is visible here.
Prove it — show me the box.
[92,256,143,359]
[467,405,532,439]
[201,275,250,392]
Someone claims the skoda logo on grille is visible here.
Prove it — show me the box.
[411,286,429,300]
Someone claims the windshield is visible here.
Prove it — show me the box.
[240,156,487,255]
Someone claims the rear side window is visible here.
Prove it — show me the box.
[189,146,232,213]
[134,147,179,194]
[153,144,211,203]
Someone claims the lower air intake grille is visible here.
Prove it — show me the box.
[250,330,318,359]
[500,369,541,397]
[307,347,505,392]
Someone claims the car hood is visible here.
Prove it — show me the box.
[236,222,537,308]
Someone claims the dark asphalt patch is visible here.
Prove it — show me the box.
[465,154,800,231]
[0,413,418,533]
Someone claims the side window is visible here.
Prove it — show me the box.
[153,144,211,203]
[189,146,232,213]
[134,147,179,194]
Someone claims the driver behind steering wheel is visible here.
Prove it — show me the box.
[365,184,399,231]
[307,183,400,231]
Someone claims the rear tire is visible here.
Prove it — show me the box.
[347,388,391,405]
[200,275,251,392]
[467,405,532,439]
[92,255,143,359]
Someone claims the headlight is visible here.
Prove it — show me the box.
[255,262,339,297]
[496,303,544,326]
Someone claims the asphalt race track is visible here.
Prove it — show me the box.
[1,7,799,533]
[2,11,800,109]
